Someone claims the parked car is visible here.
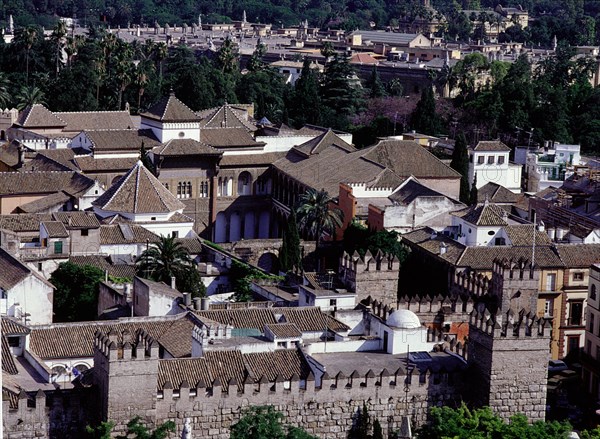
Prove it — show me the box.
[549,359,569,374]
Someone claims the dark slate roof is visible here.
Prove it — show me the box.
[0,171,95,197]
[0,248,31,291]
[556,244,600,268]
[140,92,200,123]
[41,221,69,238]
[93,161,185,214]
[152,139,222,157]
[99,224,159,245]
[198,103,256,131]
[200,128,262,148]
[477,182,519,204]
[84,129,160,151]
[292,129,355,156]
[15,105,66,128]
[472,140,510,152]
[453,202,508,226]
[55,111,135,131]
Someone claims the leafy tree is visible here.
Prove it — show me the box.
[289,59,322,127]
[230,406,318,439]
[236,68,287,123]
[343,221,408,265]
[321,53,362,130]
[50,262,105,322]
[217,37,239,74]
[411,85,442,135]
[86,421,115,439]
[136,235,204,297]
[247,38,267,72]
[86,417,175,439]
[279,210,302,274]
[450,132,470,204]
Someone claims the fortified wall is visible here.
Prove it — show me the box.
[339,250,400,304]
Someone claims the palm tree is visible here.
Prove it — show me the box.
[15,85,46,110]
[135,57,155,111]
[296,188,344,248]
[0,73,12,108]
[153,42,168,87]
[114,56,133,110]
[51,20,68,77]
[15,26,38,84]
[136,236,194,284]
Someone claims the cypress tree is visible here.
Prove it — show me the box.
[450,132,470,204]
[470,173,479,205]
[411,85,441,135]
[279,211,302,273]
[366,65,386,98]
[372,419,384,439]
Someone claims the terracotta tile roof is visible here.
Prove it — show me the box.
[84,129,160,151]
[0,171,95,197]
[244,349,310,381]
[293,129,356,156]
[135,276,181,298]
[205,350,246,386]
[69,255,136,279]
[0,248,32,291]
[157,357,210,388]
[361,139,461,179]
[140,92,200,123]
[200,128,262,148]
[74,156,138,172]
[457,245,563,270]
[174,238,203,254]
[389,179,454,205]
[152,139,222,156]
[278,307,350,332]
[1,317,30,336]
[504,225,552,246]
[99,224,159,245]
[556,244,600,268]
[17,191,71,213]
[454,202,508,226]
[93,161,185,215]
[265,323,302,338]
[472,140,510,152]
[15,105,66,128]
[0,143,19,168]
[21,149,78,172]
[53,211,101,229]
[297,125,329,136]
[349,53,379,64]
[194,308,278,330]
[29,314,195,359]
[218,152,286,167]
[477,182,518,204]
[198,103,256,131]
[2,336,18,375]
[55,111,135,131]
[0,214,52,232]
[2,378,20,408]
[401,227,466,265]
[41,221,68,238]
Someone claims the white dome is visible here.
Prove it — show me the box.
[386,309,421,329]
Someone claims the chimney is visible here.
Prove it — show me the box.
[182,292,191,307]
[193,297,202,311]
[171,276,176,290]
[537,221,545,232]
[201,297,209,311]
[17,145,24,168]
[439,243,447,255]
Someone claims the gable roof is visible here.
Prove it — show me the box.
[152,139,222,157]
[21,149,78,172]
[0,171,95,197]
[74,156,138,173]
[41,221,69,238]
[293,129,355,157]
[453,202,508,226]
[0,248,32,291]
[200,128,262,149]
[99,224,159,245]
[198,103,256,131]
[135,276,181,298]
[53,211,101,229]
[556,243,600,268]
[0,214,53,232]
[83,129,159,151]
[16,191,71,213]
[477,182,519,204]
[140,92,200,123]
[55,111,135,132]
[472,140,510,152]
[15,105,67,128]
[93,161,185,215]
[389,178,455,205]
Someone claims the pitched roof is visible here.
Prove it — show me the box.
[278,308,350,332]
[74,156,138,173]
[198,103,256,131]
[29,314,196,359]
[17,191,71,213]
[83,129,160,151]
[55,111,135,131]
[293,129,356,157]
[349,53,379,64]
[504,225,552,246]
[0,214,53,232]
[93,161,185,215]
[200,128,262,148]
[1,317,30,336]
[401,227,466,265]
[472,140,510,152]
[140,92,200,123]
[152,139,222,157]
[41,221,69,238]
[389,179,454,205]
[243,349,310,381]
[53,211,101,229]
[453,202,508,226]
[15,105,66,128]
[556,244,600,268]
[21,149,78,172]
[477,182,518,204]
[457,245,563,270]
[69,255,136,279]
[134,276,181,298]
[265,323,302,338]
[0,248,32,291]
[219,152,286,167]
[1,335,18,375]
[194,308,278,330]
[99,224,159,245]
[0,171,95,197]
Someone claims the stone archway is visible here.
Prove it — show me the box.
[257,252,280,274]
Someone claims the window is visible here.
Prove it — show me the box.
[569,301,583,326]
[178,131,185,138]
[177,182,192,199]
[469,155,473,163]
[329,299,337,307]
[7,336,20,347]
[151,217,156,221]
[590,312,595,333]
[477,156,485,165]
[54,241,63,254]
[592,284,597,300]
[596,345,600,360]
[498,155,505,165]
[494,237,506,245]
[277,341,287,348]
[37,262,43,271]
[573,272,584,281]
[81,229,88,237]
[199,181,209,198]
[544,298,554,317]
[567,336,580,355]
[488,156,495,165]
[588,340,592,355]
[546,273,557,291]
[164,183,169,190]
[171,231,179,238]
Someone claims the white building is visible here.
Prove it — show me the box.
[522,143,581,193]
[468,141,521,193]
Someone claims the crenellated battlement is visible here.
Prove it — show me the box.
[468,307,551,339]
[451,270,491,297]
[492,257,537,281]
[396,294,474,315]
[340,250,400,274]
[94,328,160,361]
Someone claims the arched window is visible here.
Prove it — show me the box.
[237,172,253,196]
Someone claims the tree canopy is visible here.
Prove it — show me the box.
[230,406,317,439]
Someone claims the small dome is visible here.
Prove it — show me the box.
[386,309,421,329]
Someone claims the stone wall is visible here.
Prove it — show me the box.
[340,251,400,304]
